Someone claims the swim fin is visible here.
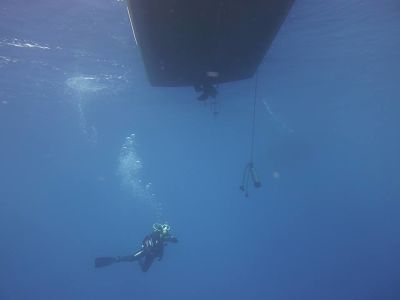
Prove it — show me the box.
[95,257,116,268]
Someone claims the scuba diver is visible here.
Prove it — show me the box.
[95,223,178,272]
[194,82,218,101]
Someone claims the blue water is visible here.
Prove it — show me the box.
[1,0,399,299]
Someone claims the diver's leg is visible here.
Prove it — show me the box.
[116,249,145,263]
[140,255,155,272]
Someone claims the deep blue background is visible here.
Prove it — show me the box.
[1,0,399,299]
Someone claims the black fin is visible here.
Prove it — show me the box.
[95,257,116,268]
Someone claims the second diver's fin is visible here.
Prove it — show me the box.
[95,257,117,268]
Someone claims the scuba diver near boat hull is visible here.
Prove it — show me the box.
[95,223,178,272]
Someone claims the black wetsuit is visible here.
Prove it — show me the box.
[117,231,178,272]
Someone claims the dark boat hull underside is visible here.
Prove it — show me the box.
[127,0,294,87]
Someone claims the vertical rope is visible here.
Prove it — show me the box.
[249,73,258,163]
[241,74,260,197]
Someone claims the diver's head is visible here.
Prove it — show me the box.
[153,223,171,236]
